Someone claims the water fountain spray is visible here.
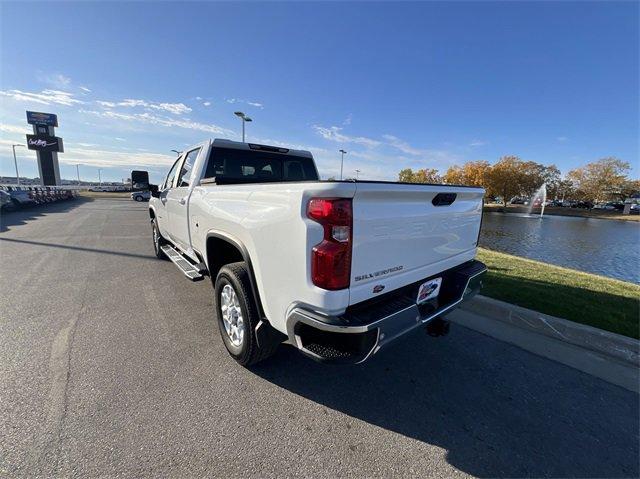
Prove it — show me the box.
[527,183,547,218]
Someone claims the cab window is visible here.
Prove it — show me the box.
[163,157,182,189]
[177,148,201,187]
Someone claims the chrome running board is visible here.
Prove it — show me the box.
[160,245,204,282]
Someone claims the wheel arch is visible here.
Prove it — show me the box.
[205,232,266,321]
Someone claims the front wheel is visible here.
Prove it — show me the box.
[134,195,144,202]
[214,262,279,366]
[151,218,167,259]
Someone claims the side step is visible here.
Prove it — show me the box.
[160,245,204,282]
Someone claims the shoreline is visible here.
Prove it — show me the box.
[476,248,639,339]
[483,203,639,222]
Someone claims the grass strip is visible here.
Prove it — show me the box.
[476,248,640,339]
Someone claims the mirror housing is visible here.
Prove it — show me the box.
[131,170,150,191]
[149,184,160,198]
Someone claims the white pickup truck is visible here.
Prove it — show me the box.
[145,139,486,366]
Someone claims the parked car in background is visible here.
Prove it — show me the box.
[510,197,527,205]
[5,186,36,207]
[630,203,640,215]
[131,190,151,202]
[572,201,593,209]
[0,190,12,210]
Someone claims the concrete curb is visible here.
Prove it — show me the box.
[460,295,640,367]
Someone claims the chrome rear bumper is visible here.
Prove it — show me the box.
[287,260,486,363]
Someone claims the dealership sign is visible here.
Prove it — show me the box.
[26,111,58,127]
[26,134,64,153]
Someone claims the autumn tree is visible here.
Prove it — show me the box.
[567,157,631,202]
[443,160,491,187]
[398,168,415,183]
[398,168,442,184]
[485,156,520,205]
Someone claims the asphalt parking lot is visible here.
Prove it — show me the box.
[1,197,638,478]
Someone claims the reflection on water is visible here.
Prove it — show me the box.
[479,213,640,284]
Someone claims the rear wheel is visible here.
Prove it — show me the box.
[151,218,167,259]
[214,262,279,366]
[135,195,144,202]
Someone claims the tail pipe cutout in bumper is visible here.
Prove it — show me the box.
[287,260,487,364]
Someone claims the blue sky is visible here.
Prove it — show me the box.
[1,1,638,184]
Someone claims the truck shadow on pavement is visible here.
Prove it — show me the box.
[0,197,94,233]
[251,326,639,478]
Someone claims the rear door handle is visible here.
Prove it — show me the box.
[179,197,186,205]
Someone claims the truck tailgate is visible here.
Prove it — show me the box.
[349,182,484,305]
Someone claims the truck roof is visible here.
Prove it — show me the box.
[212,138,313,159]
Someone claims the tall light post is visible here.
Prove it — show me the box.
[339,149,347,180]
[234,111,252,142]
[355,169,361,180]
[98,168,102,186]
[76,164,81,186]
[11,144,24,186]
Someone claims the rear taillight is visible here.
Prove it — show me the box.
[307,198,353,290]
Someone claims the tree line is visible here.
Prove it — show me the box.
[398,156,639,206]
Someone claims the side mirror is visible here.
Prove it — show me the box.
[131,170,150,191]
[150,184,160,198]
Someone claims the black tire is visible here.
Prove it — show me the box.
[214,262,279,366]
[134,195,144,202]
[151,218,167,259]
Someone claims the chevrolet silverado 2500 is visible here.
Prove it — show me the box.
[145,139,486,366]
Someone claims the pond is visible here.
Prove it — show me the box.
[479,212,640,284]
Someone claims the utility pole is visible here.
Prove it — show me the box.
[76,164,81,186]
[234,111,253,142]
[98,169,102,186]
[11,144,24,186]
[355,169,361,180]
[339,149,347,180]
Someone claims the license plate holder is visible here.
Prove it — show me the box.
[417,277,442,304]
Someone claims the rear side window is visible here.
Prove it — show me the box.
[204,147,318,183]
[163,157,181,189]
[177,148,201,187]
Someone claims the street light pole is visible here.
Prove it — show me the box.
[11,144,24,186]
[234,112,253,142]
[339,149,347,180]
[76,164,81,186]
[355,169,361,180]
[98,169,102,186]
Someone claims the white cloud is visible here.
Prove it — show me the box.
[0,89,84,106]
[115,137,126,142]
[556,136,568,142]
[203,101,212,107]
[79,109,234,137]
[382,134,427,156]
[38,73,72,89]
[0,123,31,135]
[469,140,488,147]
[226,98,264,109]
[79,86,92,93]
[60,146,175,169]
[95,98,191,115]
[343,113,353,126]
[313,125,381,148]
